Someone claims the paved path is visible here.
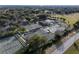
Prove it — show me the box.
[52,32,79,54]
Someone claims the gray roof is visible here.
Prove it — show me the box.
[25,23,41,30]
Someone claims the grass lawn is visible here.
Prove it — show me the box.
[64,39,79,54]
[51,13,79,27]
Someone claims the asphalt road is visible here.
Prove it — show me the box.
[52,32,79,54]
[0,36,22,54]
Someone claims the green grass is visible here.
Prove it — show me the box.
[64,40,79,54]
[51,13,79,27]
[64,45,79,54]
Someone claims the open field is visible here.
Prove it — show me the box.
[51,13,79,27]
[64,39,79,54]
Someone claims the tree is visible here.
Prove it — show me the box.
[74,21,79,30]
[52,34,61,44]
[37,14,47,20]
[25,16,31,21]
[18,27,26,33]
[25,34,48,53]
